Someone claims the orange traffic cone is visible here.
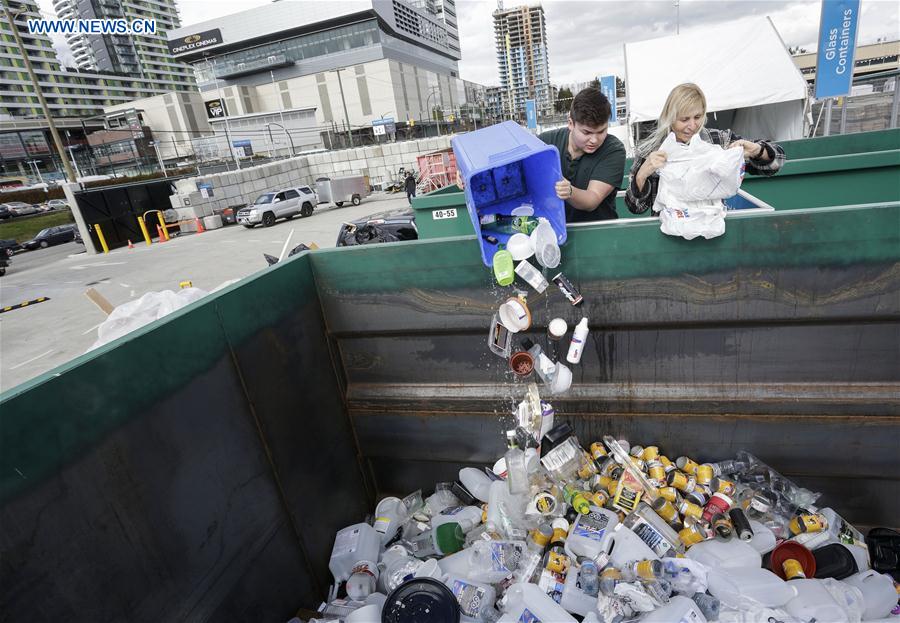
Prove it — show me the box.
[127,239,134,249]
[195,217,205,234]
[156,224,167,242]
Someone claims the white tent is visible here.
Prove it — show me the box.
[625,17,809,141]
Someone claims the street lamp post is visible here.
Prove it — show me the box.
[334,68,353,148]
[424,88,441,137]
[149,140,167,177]
[208,58,241,170]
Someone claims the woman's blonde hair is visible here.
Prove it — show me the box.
[636,83,708,157]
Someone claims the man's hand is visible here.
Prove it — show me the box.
[731,139,766,161]
[555,179,574,201]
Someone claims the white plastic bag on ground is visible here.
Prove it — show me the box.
[654,132,745,240]
[89,288,208,351]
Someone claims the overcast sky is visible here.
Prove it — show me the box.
[38,0,899,85]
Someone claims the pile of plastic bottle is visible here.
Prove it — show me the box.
[311,384,898,623]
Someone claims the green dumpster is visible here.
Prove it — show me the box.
[2,202,898,621]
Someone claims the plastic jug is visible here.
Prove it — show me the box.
[842,570,898,620]
[686,535,761,569]
[432,505,483,533]
[445,575,497,622]
[559,563,600,616]
[747,519,777,554]
[346,560,379,600]
[329,523,381,583]
[606,523,659,567]
[497,582,577,623]
[640,595,707,623]
[346,603,381,623]
[459,467,493,503]
[564,505,619,562]
[707,566,797,608]
[784,578,852,622]
[438,540,525,584]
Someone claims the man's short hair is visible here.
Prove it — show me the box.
[570,88,611,127]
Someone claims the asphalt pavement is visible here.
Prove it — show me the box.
[0,192,414,393]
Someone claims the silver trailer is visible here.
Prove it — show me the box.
[315,175,369,207]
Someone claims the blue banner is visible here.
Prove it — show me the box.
[599,75,617,123]
[814,0,860,99]
[525,99,537,129]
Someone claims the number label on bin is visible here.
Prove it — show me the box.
[432,208,457,220]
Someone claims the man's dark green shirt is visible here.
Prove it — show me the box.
[539,128,626,222]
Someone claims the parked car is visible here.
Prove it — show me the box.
[0,238,23,257]
[0,254,8,276]
[1,201,39,217]
[0,204,10,220]
[335,208,418,247]
[237,186,318,228]
[23,224,78,250]
[43,199,69,211]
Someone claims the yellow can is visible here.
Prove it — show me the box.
[658,486,679,503]
[678,499,704,521]
[592,475,613,493]
[632,559,661,580]
[590,441,608,461]
[577,459,598,480]
[546,551,570,574]
[629,445,645,458]
[695,463,715,485]
[676,456,700,474]
[667,470,697,493]
[591,491,610,508]
[783,558,806,580]
[710,477,736,496]
[601,567,622,581]
[647,461,666,482]
[530,525,552,548]
[789,514,828,535]
[642,446,660,461]
[659,455,676,473]
[651,497,680,524]
[679,524,705,547]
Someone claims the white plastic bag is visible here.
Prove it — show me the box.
[654,132,745,240]
[89,288,208,351]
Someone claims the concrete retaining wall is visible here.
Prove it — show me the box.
[169,135,453,221]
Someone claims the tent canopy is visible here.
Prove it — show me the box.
[625,17,808,140]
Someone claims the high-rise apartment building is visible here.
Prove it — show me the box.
[493,4,552,117]
[50,0,194,87]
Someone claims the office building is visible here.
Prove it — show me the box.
[792,40,899,84]
[167,0,485,155]
[493,4,552,117]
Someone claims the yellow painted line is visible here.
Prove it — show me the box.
[0,297,51,314]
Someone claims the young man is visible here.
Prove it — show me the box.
[539,88,626,222]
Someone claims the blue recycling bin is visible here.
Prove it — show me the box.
[451,121,566,266]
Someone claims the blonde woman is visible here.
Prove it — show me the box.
[625,83,785,215]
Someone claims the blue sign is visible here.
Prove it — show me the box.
[525,99,537,129]
[599,75,617,123]
[232,139,251,148]
[814,0,860,99]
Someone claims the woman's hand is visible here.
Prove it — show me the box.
[731,139,766,161]
[635,151,667,191]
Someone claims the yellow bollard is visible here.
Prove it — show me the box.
[93,224,109,254]
[137,215,152,246]
[160,219,170,241]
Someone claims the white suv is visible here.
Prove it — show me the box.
[237,186,318,228]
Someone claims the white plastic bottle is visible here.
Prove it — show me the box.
[564,505,619,562]
[498,582,577,622]
[640,595,707,623]
[459,467,494,503]
[566,317,589,364]
[445,574,498,622]
[432,505,483,533]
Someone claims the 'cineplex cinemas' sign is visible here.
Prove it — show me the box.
[168,29,222,55]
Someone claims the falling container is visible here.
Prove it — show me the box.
[451,121,566,266]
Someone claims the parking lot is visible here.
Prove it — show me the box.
[0,192,413,392]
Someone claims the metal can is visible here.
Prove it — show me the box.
[659,455,676,473]
[710,477,736,496]
[678,499,704,521]
[591,491,610,509]
[679,523,706,547]
[647,461,666,483]
[651,497,680,524]
[658,486,679,503]
[676,456,700,475]
[667,470,697,493]
[783,558,806,580]
[711,513,733,540]
[695,463,715,485]
[789,514,828,535]
[546,551,570,574]
[590,441,608,461]
[642,446,660,462]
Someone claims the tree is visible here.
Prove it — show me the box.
[788,46,808,55]
[589,78,600,90]
[555,87,573,113]
[616,76,626,98]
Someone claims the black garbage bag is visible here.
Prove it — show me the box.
[338,223,400,247]
[263,243,313,266]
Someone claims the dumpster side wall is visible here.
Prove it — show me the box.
[0,254,369,621]
[313,204,900,528]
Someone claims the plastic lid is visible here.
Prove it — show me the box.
[769,540,816,580]
[507,233,534,261]
[548,318,568,338]
[434,522,465,555]
[382,577,460,623]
